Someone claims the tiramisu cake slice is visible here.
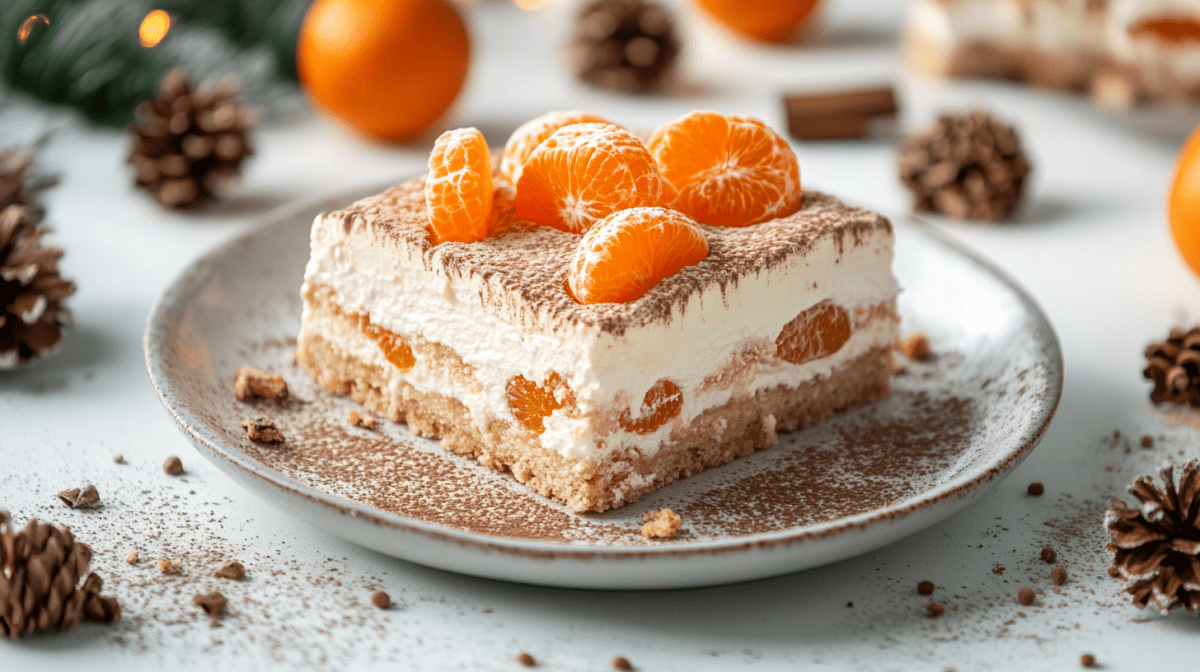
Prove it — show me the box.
[296,111,900,513]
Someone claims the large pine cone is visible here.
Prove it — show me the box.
[0,144,74,368]
[127,68,255,209]
[0,518,120,639]
[570,0,680,92]
[1144,326,1200,407]
[1105,461,1200,615]
[898,111,1031,221]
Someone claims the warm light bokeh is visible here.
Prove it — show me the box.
[17,14,50,43]
[513,0,548,11]
[139,10,171,48]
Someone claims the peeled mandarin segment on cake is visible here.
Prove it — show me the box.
[775,301,851,365]
[425,127,493,244]
[620,379,683,435]
[506,372,576,434]
[568,206,708,304]
[648,111,801,227]
[499,110,612,186]
[359,318,416,370]
[514,123,664,234]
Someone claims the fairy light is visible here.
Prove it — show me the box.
[513,0,549,10]
[17,14,50,43]
[138,10,171,48]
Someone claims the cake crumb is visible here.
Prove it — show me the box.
[1027,482,1045,496]
[193,591,228,626]
[1017,586,1036,606]
[1080,653,1096,668]
[640,509,682,539]
[917,580,935,595]
[517,652,536,666]
[126,551,139,565]
[1051,566,1068,586]
[371,591,390,609]
[234,366,288,401]
[613,656,633,671]
[1041,546,1058,564]
[349,410,377,430]
[846,602,853,608]
[899,332,931,360]
[993,563,1005,575]
[112,453,124,463]
[215,560,246,580]
[241,417,285,444]
[926,601,945,618]
[158,557,182,575]
[1141,435,1154,448]
[57,481,100,509]
[163,455,184,475]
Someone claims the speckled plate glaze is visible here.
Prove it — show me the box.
[145,185,1062,590]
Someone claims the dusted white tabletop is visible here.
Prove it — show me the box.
[4,0,1200,669]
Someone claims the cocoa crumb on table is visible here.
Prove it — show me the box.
[640,508,682,539]
[163,455,184,475]
[112,453,124,463]
[517,652,536,666]
[926,601,945,618]
[233,366,288,402]
[371,591,390,609]
[613,656,633,670]
[1141,435,1154,448]
[1051,566,1068,586]
[1017,586,1036,606]
[57,481,100,508]
[215,560,246,580]
[1080,653,1096,667]
[1027,482,1045,496]
[917,580,935,595]
[1041,546,1058,564]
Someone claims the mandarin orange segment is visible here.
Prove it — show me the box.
[425,127,493,244]
[514,122,664,234]
[775,301,851,365]
[568,206,708,304]
[506,372,576,434]
[359,319,416,370]
[620,379,683,435]
[499,110,612,186]
[648,111,801,227]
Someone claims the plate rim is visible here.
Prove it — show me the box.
[143,183,1064,561]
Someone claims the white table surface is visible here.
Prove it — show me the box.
[4,0,1200,669]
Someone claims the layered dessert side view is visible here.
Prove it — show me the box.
[295,110,900,513]
[904,0,1200,107]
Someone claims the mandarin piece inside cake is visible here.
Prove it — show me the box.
[295,111,900,513]
[904,0,1200,107]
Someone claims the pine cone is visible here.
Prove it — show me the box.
[1144,326,1200,407]
[127,68,256,209]
[0,144,75,369]
[0,517,121,639]
[898,111,1031,221]
[570,0,680,93]
[1105,461,1200,615]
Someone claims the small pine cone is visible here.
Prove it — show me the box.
[570,0,680,92]
[0,517,121,639]
[0,144,74,369]
[127,68,256,209]
[1144,326,1200,407]
[1105,460,1200,615]
[898,111,1031,221]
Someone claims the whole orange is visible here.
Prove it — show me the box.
[297,0,470,142]
[694,0,821,43]
[1169,125,1200,278]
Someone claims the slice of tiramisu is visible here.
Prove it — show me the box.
[296,112,900,513]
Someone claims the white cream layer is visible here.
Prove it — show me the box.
[301,213,899,463]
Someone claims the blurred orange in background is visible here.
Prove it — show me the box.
[1170,126,1200,278]
[297,0,470,142]
[694,0,821,43]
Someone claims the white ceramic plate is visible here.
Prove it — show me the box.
[144,186,1062,589]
